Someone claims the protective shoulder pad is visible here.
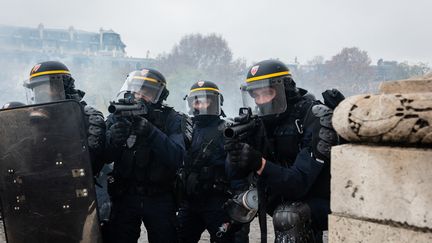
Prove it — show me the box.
[311,104,333,117]
[84,106,105,126]
[83,105,106,151]
[311,104,333,129]
[309,104,339,162]
[179,112,193,147]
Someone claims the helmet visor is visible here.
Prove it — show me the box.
[240,78,287,116]
[117,71,165,103]
[186,90,221,116]
[24,76,66,104]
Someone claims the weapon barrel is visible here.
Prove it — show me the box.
[224,121,257,139]
[108,104,142,114]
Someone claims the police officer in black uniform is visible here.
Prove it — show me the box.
[225,60,339,242]
[22,61,107,241]
[24,61,106,173]
[177,81,234,243]
[105,69,185,243]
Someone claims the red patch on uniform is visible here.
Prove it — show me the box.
[197,81,205,87]
[250,65,259,76]
[32,64,41,73]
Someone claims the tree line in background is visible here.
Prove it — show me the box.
[294,47,430,97]
[0,33,429,117]
[154,33,247,116]
[153,34,430,116]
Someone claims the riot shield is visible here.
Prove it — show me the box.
[0,100,102,243]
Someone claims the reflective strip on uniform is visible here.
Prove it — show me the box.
[246,71,290,83]
[131,76,159,83]
[190,87,220,93]
[30,70,71,78]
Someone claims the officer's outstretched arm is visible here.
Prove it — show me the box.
[145,113,185,170]
[258,104,338,200]
[258,148,324,199]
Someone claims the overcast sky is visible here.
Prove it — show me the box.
[0,0,431,65]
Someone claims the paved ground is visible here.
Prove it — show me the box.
[137,216,276,243]
[0,217,327,242]
[138,216,328,243]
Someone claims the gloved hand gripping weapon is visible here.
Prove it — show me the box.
[108,91,148,117]
[223,107,260,142]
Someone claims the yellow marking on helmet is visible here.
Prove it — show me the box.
[132,76,159,83]
[190,87,220,93]
[246,71,290,83]
[30,70,71,78]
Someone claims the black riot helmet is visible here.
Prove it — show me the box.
[116,68,169,104]
[185,80,223,116]
[1,101,25,109]
[23,61,85,104]
[241,59,297,117]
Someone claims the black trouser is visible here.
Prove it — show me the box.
[108,193,178,243]
[177,195,234,243]
[234,223,250,243]
[307,197,329,243]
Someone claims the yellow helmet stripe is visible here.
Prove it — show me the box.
[246,71,290,83]
[132,76,158,83]
[190,87,220,93]
[30,70,71,78]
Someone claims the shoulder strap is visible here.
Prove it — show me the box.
[276,98,317,136]
[187,120,223,168]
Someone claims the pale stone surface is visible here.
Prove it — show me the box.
[379,79,432,94]
[328,214,432,243]
[331,144,432,229]
[0,222,4,243]
[332,93,432,143]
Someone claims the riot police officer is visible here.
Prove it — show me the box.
[24,61,106,173]
[6,60,106,242]
[105,69,185,243]
[177,81,234,243]
[225,60,339,242]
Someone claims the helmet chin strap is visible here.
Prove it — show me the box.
[257,102,275,116]
[192,108,201,116]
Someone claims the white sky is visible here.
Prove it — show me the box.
[0,0,431,65]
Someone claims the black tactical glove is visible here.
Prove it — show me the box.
[133,116,153,137]
[225,141,262,174]
[109,121,131,146]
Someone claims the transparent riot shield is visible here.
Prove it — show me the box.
[0,100,102,243]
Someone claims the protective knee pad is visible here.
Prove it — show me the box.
[273,202,315,243]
